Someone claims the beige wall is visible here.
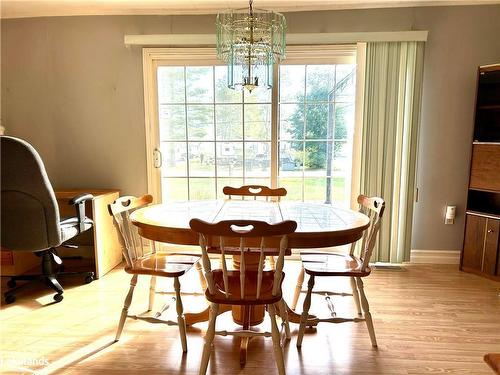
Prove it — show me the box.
[2,5,500,251]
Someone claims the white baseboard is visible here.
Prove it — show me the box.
[410,249,461,264]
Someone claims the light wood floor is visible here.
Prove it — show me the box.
[1,262,499,374]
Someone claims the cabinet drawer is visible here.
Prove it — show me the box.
[470,144,500,191]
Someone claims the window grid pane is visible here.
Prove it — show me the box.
[278,64,356,205]
[158,65,275,202]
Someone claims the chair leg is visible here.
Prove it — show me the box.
[199,303,219,375]
[41,250,64,298]
[356,277,377,348]
[277,299,291,340]
[195,261,207,291]
[148,276,156,312]
[269,256,276,270]
[45,275,64,295]
[291,266,305,311]
[297,274,315,348]
[268,304,285,375]
[174,277,187,353]
[350,276,362,316]
[115,274,138,342]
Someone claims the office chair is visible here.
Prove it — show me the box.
[1,136,95,304]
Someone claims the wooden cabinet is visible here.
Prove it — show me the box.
[0,189,122,279]
[462,214,499,278]
[461,64,500,281]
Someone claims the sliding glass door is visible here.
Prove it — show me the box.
[144,46,359,206]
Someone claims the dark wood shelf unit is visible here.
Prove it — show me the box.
[466,210,500,220]
[477,105,500,110]
[461,64,500,281]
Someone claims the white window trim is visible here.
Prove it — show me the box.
[142,44,363,204]
[127,31,428,46]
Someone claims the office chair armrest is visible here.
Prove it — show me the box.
[69,193,94,232]
[69,193,94,206]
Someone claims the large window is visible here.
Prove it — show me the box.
[157,66,272,202]
[144,46,358,206]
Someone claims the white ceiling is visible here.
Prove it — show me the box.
[1,0,499,19]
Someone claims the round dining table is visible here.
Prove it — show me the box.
[130,199,369,361]
[131,198,370,319]
[131,199,370,249]
[130,199,370,325]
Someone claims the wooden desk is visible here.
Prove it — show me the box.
[1,189,122,279]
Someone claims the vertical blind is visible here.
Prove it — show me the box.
[360,41,425,263]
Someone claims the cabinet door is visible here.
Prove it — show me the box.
[470,144,500,191]
[462,214,486,271]
[483,218,500,275]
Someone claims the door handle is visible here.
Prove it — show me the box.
[487,228,494,234]
[153,148,162,169]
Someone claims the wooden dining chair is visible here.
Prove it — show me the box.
[109,195,200,353]
[190,218,297,375]
[223,185,287,201]
[223,184,287,271]
[295,195,385,349]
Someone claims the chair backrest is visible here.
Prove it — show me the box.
[350,195,385,270]
[223,185,287,201]
[108,195,154,268]
[0,136,61,251]
[190,219,297,301]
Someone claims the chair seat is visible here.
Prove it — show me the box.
[301,251,371,277]
[206,269,283,305]
[126,253,199,277]
[59,217,94,243]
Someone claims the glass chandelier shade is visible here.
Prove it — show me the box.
[216,0,286,92]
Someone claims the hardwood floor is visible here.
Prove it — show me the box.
[1,262,499,374]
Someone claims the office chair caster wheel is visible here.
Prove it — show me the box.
[53,293,63,302]
[5,295,16,304]
[84,273,94,284]
[7,279,17,288]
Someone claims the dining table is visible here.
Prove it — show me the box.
[130,198,370,320]
[130,199,370,360]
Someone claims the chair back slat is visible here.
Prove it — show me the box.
[361,214,383,269]
[256,237,266,299]
[108,195,154,267]
[272,235,289,296]
[199,233,216,295]
[223,185,287,201]
[190,219,297,301]
[354,195,385,270]
[239,237,246,299]
[359,209,372,255]
[219,236,230,298]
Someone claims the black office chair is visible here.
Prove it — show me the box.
[1,136,95,304]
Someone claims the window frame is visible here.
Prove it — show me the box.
[143,45,363,206]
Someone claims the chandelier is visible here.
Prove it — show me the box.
[216,0,286,92]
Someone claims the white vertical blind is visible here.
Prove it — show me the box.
[359,41,425,263]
